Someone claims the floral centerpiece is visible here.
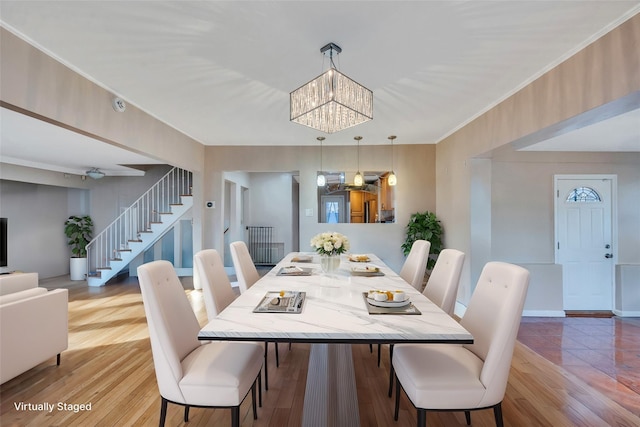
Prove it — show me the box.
[310,231,350,273]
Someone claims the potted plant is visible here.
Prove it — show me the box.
[401,211,443,271]
[64,215,93,280]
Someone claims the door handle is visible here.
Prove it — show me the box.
[604,253,613,259]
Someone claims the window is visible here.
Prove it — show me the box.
[566,187,601,203]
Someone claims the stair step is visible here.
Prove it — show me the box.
[111,258,123,262]
[128,239,143,243]
[150,221,162,225]
[158,212,173,215]
[97,267,112,271]
[170,203,184,206]
[139,230,153,234]
[118,249,132,252]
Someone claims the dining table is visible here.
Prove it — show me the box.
[198,252,472,427]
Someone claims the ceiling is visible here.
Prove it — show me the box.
[1,1,639,176]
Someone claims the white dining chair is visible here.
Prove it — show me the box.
[392,261,529,427]
[370,240,430,365]
[399,240,431,291]
[371,240,431,365]
[138,260,264,427]
[387,249,465,393]
[229,241,281,369]
[194,249,238,318]
[194,248,271,393]
[422,248,465,316]
[229,241,260,294]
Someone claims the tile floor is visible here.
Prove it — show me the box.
[518,316,640,417]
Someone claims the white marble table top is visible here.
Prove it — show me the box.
[198,253,472,344]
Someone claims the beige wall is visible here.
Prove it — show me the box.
[204,144,436,272]
[437,15,640,313]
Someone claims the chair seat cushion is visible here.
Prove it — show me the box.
[180,341,263,406]
[393,344,486,409]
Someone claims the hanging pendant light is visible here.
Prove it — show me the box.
[387,135,397,186]
[354,136,364,186]
[317,136,326,187]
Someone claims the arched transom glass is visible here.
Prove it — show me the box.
[566,186,601,203]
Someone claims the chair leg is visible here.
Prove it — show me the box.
[184,406,190,422]
[289,342,292,350]
[263,342,269,390]
[377,344,381,367]
[416,408,427,427]
[369,343,373,353]
[388,344,395,397]
[465,410,471,425]
[159,397,168,427]
[231,406,240,427]
[57,353,61,366]
[493,402,504,427]
[275,342,280,367]
[251,380,258,420]
[394,374,401,421]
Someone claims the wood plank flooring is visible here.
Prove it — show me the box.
[1,276,638,426]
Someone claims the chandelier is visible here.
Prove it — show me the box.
[290,43,373,134]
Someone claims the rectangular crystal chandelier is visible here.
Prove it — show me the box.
[290,43,373,134]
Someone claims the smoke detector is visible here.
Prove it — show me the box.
[112,97,126,112]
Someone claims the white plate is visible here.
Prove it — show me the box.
[366,296,410,308]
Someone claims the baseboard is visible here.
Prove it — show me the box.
[522,310,566,317]
[612,309,640,317]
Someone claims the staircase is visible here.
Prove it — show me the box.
[86,167,193,287]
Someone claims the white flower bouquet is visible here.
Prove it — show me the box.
[310,231,350,256]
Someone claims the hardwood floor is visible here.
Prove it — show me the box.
[1,275,638,426]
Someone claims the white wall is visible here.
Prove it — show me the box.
[0,180,89,278]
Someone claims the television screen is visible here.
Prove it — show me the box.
[0,218,7,268]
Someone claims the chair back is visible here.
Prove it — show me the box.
[461,261,529,407]
[399,240,431,290]
[194,249,237,320]
[138,260,201,404]
[423,249,465,316]
[230,241,260,293]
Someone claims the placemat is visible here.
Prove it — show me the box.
[253,291,306,313]
[276,266,313,276]
[362,293,421,315]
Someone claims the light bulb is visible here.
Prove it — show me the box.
[388,172,397,186]
[354,172,363,187]
[317,174,326,187]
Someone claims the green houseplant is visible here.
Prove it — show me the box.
[64,215,93,280]
[401,211,443,271]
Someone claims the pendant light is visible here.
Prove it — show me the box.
[317,136,326,187]
[354,136,363,186]
[387,135,397,186]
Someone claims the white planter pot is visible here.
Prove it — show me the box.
[70,257,87,281]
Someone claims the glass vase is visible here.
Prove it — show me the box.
[320,254,341,274]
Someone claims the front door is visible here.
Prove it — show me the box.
[556,176,615,311]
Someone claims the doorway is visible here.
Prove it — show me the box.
[555,175,617,311]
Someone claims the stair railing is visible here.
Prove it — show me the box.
[86,167,192,278]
